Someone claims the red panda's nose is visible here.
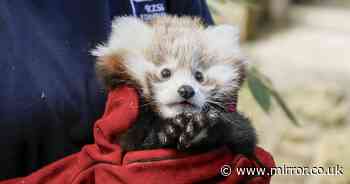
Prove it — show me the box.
[178,85,195,99]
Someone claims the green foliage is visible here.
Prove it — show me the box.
[247,67,300,126]
[247,68,271,113]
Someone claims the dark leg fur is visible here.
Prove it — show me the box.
[119,107,165,151]
[119,105,257,157]
[175,109,257,156]
[218,111,257,157]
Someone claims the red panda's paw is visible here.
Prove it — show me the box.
[157,115,187,146]
[177,112,213,151]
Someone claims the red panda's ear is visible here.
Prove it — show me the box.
[95,54,132,90]
[91,16,154,90]
[204,24,241,57]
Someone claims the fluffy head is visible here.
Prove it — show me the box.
[92,16,246,118]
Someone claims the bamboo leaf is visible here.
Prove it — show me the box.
[247,67,300,126]
[247,68,272,113]
[270,88,300,126]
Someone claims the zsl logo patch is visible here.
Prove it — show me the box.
[130,0,167,21]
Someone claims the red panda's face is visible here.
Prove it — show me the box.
[92,16,245,118]
[148,52,243,118]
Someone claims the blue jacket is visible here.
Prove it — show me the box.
[0,0,213,179]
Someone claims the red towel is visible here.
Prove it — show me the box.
[0,86,275,184]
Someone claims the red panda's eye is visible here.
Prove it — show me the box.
[195,71,204,83]
[161,68,171,79]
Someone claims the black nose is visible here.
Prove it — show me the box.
[178,85,195,99]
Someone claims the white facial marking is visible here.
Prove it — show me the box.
[206,64,238,87]
[153,68,207,118]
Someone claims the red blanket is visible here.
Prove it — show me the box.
[0,86,275,184]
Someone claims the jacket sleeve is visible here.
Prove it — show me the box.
[168,0,214,25]
[196,0,215,25]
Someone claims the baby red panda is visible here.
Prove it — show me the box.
[92,16,257,156]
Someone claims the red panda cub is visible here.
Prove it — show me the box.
[92,16,256,156]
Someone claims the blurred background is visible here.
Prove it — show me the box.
[207,0,350,183]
